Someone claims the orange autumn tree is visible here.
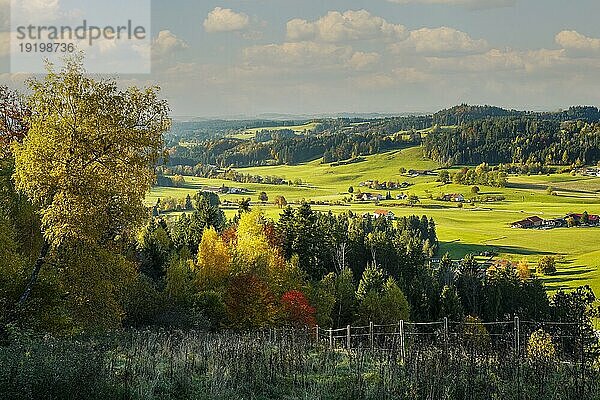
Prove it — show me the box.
[222,210,313,328]
[224,210,277,328]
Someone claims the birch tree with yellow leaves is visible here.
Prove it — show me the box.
[12,56,171,306]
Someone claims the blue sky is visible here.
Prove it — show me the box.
[2,0,600,116]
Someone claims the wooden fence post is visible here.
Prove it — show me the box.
[444,317,449,346]
[369,321,374,350]
[399,320,405,362]
[315,325,319,342]
[329,329,333,349]
[347,325,351,350]
[515,316,521,357]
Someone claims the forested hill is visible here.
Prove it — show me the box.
[432,105,522,126]
[423,118,600,166]
[431,105,600,126]
[166,105,600,168]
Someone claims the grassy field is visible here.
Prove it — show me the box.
[147,146,600,295]
[3,329,595,400]
[228,122,321,140]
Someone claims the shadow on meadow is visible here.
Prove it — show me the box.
[438,241,554,259]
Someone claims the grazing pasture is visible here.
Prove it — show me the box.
[148,147,600,295]
[228,122,321,140]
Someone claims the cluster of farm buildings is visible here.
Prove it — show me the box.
[354,192,409,201]
[575,167,600,177]
[359,180,411,190]
[201,185,249,195]
[403,169,437,178]
[511,213,600,229]
[360,210,396,220]
[440,193,466,202]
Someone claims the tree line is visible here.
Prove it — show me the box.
[172,130,413,167]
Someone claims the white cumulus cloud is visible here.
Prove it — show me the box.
[153,30,188,57]
[426,48,566,73]
[349,52,381,70]
[556,30,600,52]
[243,41,354,68]
[396,27,489,55]
[286,10,406,43]
[204,7,250,33]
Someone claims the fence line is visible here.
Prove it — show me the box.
[310,317,594,360]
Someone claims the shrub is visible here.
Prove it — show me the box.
[462,316,491,352]
[281,290,316,327]
[527,329,556,364]
[516,259,532,280]
[537,256,557,275]
[194,291,227,331]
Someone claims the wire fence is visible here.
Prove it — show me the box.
[312,317,596,362]
[256,318,600,397]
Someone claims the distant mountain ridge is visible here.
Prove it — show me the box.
[173,105,600,125]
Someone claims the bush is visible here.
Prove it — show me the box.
[537,256,557,275]
[527,329,556,364]
[280,290,316,327]
[122,275,161,328]
[194,291,227,331]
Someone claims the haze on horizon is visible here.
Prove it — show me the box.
[1,0,599,117]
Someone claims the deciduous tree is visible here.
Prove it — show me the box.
[12,56,170,305]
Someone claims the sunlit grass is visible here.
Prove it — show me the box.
[147,147,600,295]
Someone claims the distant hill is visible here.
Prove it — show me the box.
[432,104,600,126]
[165,104,600,168]
[432,105,522,126]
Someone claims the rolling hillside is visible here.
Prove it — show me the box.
[148,146,600,295]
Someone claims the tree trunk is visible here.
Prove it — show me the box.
[17,240,50,306]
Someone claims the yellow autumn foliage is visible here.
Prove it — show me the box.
[195,227,231,289]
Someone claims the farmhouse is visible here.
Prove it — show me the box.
[407,169,437,177]
[584,168,600,177]
[228,187,247,194]
[202,186,228,194]
[359,180,408,190]
[511,216,543,229]
[575,167,600,177]
[543,218,566,228]
[442,193,465,203]
[356,192,384,201]
[373,209,395,219]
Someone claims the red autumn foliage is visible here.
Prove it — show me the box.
[281,290,316,327]
[263,221,283,248]
[220,225,238,247]
[0,86,30,157]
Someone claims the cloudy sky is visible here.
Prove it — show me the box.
[2,0,600,117]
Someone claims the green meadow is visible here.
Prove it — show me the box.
[148,146,600,295]
[228,122,321,140]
